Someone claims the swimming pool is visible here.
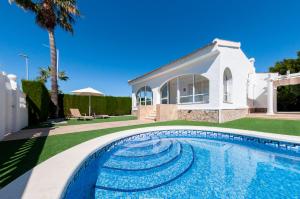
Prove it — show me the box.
[63,130,300,198]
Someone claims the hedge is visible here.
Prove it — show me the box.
[21,81,132,124]
[277,85,300,111]
[61,94,131,117]
[22,80,51,125]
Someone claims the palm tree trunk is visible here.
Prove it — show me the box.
[48,29,59,117]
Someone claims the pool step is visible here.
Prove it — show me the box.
[95,142,194,192]
[103,141,181,171]
[120,135,159,147]
[120,138,161,151]
[113,139,172,158]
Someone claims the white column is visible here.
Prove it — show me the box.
[192,75,195,103]
[131,92,136,109]
[267,74,274,115]
[151,88,157,105]
[274,86,277,113]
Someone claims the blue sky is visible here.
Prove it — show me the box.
[1,0,300,96]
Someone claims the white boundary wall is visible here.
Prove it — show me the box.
[0,72,28,140]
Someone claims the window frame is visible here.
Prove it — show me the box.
[160,74,209,105]
[136,86,153,106]
[223,68,233,103]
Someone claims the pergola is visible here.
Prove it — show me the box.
[267,72,300,114]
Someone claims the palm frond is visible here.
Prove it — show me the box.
[58,70,69,81]
[55,0,80,33]
[8,0,37,12]
[10,0,80,32]
[36,66,50,83]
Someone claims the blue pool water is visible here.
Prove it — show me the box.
[64,130,300,199]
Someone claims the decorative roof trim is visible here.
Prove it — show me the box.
[129,49,220,85]
[213,38,241,49]
[128,38,240,85]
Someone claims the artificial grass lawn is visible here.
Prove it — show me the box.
[65,115,137,125]
[25,115,137,129]
[1,118,300,188]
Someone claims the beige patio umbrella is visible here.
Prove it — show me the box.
[71,87,104,116]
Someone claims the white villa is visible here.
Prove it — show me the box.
[128,38,300,123]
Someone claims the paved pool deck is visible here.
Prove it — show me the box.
[247,112,300,120]
[3,119,154,141]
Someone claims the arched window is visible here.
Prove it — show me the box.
[136,86,152,106]
[223,68,233,103]
[160,74,209,104]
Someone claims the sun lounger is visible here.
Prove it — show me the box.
[70,108,94,120]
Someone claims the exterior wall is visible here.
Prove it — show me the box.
[248,73,277,112]
[219,109,248,123]
[248,73,268,109]
[131,110,138,116]
[218,45,255,110]
[131,50,221,110]
[156,104,178,121]
[137,105,155,120]
[178,109,219,123]
[0,72,28,140]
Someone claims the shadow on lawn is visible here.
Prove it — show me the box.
[0,134,48,190]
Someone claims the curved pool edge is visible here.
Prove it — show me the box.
[0,126,299,199]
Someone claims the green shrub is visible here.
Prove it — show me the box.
[22,80,50,125]
[61,94,131,117]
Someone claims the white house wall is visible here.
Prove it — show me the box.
[248,73,277,110]
[131,52,221,110]
[218,46,255,109]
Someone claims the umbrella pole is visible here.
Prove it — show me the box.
[89,95,91,116]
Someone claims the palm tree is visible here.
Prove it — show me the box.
[9,0,80,117]
[37,66,69,84]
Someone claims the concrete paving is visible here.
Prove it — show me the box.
[247,112,300,120]
[3,119,154,141]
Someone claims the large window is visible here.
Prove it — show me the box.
[160,74,209,104]
[223,68,232,103]
[136,86,153,106]
[161,83,168,104]
[195,75,209,103]
[179,75,193,103]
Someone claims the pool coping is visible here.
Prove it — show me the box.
[0,125,300,199]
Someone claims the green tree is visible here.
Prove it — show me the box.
[269,51,300,111]
[269,51,300,74]
[37,66,69,83]
[9,0,80,117]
